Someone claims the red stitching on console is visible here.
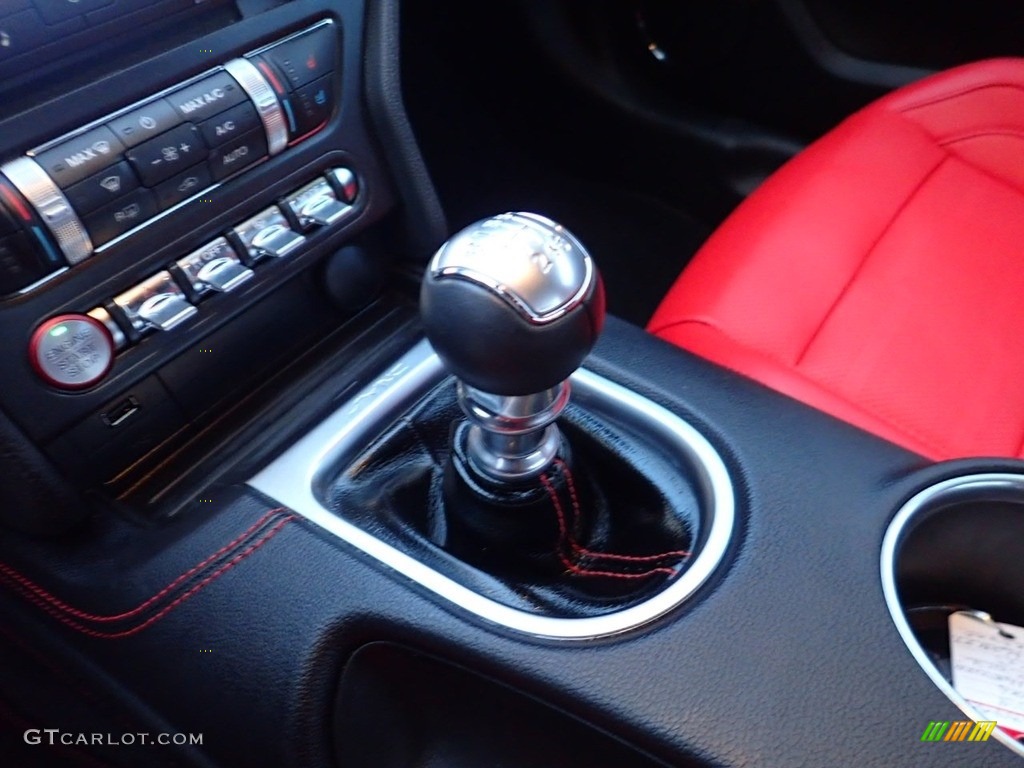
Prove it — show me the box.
[0,509,284,623]
[0,514,293,639]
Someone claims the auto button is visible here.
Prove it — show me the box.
[208,130,266,181]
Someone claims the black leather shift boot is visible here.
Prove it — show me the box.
[328,380,698,617]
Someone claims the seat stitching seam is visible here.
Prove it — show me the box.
[794,155,948,367]
[939,129,1024,144]
[896,81,1024,112]
[652,319,950,456]
[941,144,1024,200]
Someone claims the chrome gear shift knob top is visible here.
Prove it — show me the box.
[421,212,605,482]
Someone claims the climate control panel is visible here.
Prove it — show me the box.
[0,20,339,297]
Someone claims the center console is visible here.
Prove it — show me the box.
[0,2,1021,768]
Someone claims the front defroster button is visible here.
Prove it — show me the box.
[34,126,124,189]
[63,161,139,215]
[114,271,197,333]
[232,205,304,262]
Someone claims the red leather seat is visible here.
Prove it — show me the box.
[648,59,1024,461]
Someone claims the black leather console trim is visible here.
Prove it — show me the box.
[0,508,292,640]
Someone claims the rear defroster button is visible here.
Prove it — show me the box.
[30,314,115,391]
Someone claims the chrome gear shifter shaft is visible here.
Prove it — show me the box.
[421,212,605,483]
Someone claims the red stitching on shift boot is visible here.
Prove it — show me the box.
[556,459,691,563]
[0,516,293,639]
[0,509,284,623]
[539,473,676,579]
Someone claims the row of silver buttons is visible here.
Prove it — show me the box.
[105,167,357,342]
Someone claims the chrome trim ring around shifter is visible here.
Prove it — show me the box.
[881,474,1024,758]
[249,340,736,641]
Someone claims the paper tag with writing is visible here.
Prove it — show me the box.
[949,611,1024,739]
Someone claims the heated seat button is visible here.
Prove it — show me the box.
[35,126,124,188]
[166,70,248,124]
[126,123,205,187]
[288,73,334,137]
[197,101,260,148]
[83,188,157,245]
[0,231,51,295]
[153,163,212,210]
[263,25,336,90]
[107,98,181,149]
[63,160,139,215]
[208,129,266,181]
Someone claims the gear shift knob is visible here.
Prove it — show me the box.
[421,212,605,482]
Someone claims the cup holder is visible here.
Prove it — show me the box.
[881,473,1024,755]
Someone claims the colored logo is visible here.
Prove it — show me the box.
[921,720,998,742]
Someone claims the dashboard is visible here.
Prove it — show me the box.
[0,0,408,512]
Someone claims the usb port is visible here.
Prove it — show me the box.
[102,396,140,428]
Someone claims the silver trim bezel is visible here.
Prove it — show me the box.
[249,340,736,640]
[223,58,288,157]
[1,157,92,264]
[881,474,1024,757]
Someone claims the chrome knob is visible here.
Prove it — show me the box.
[421,212,605,482]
